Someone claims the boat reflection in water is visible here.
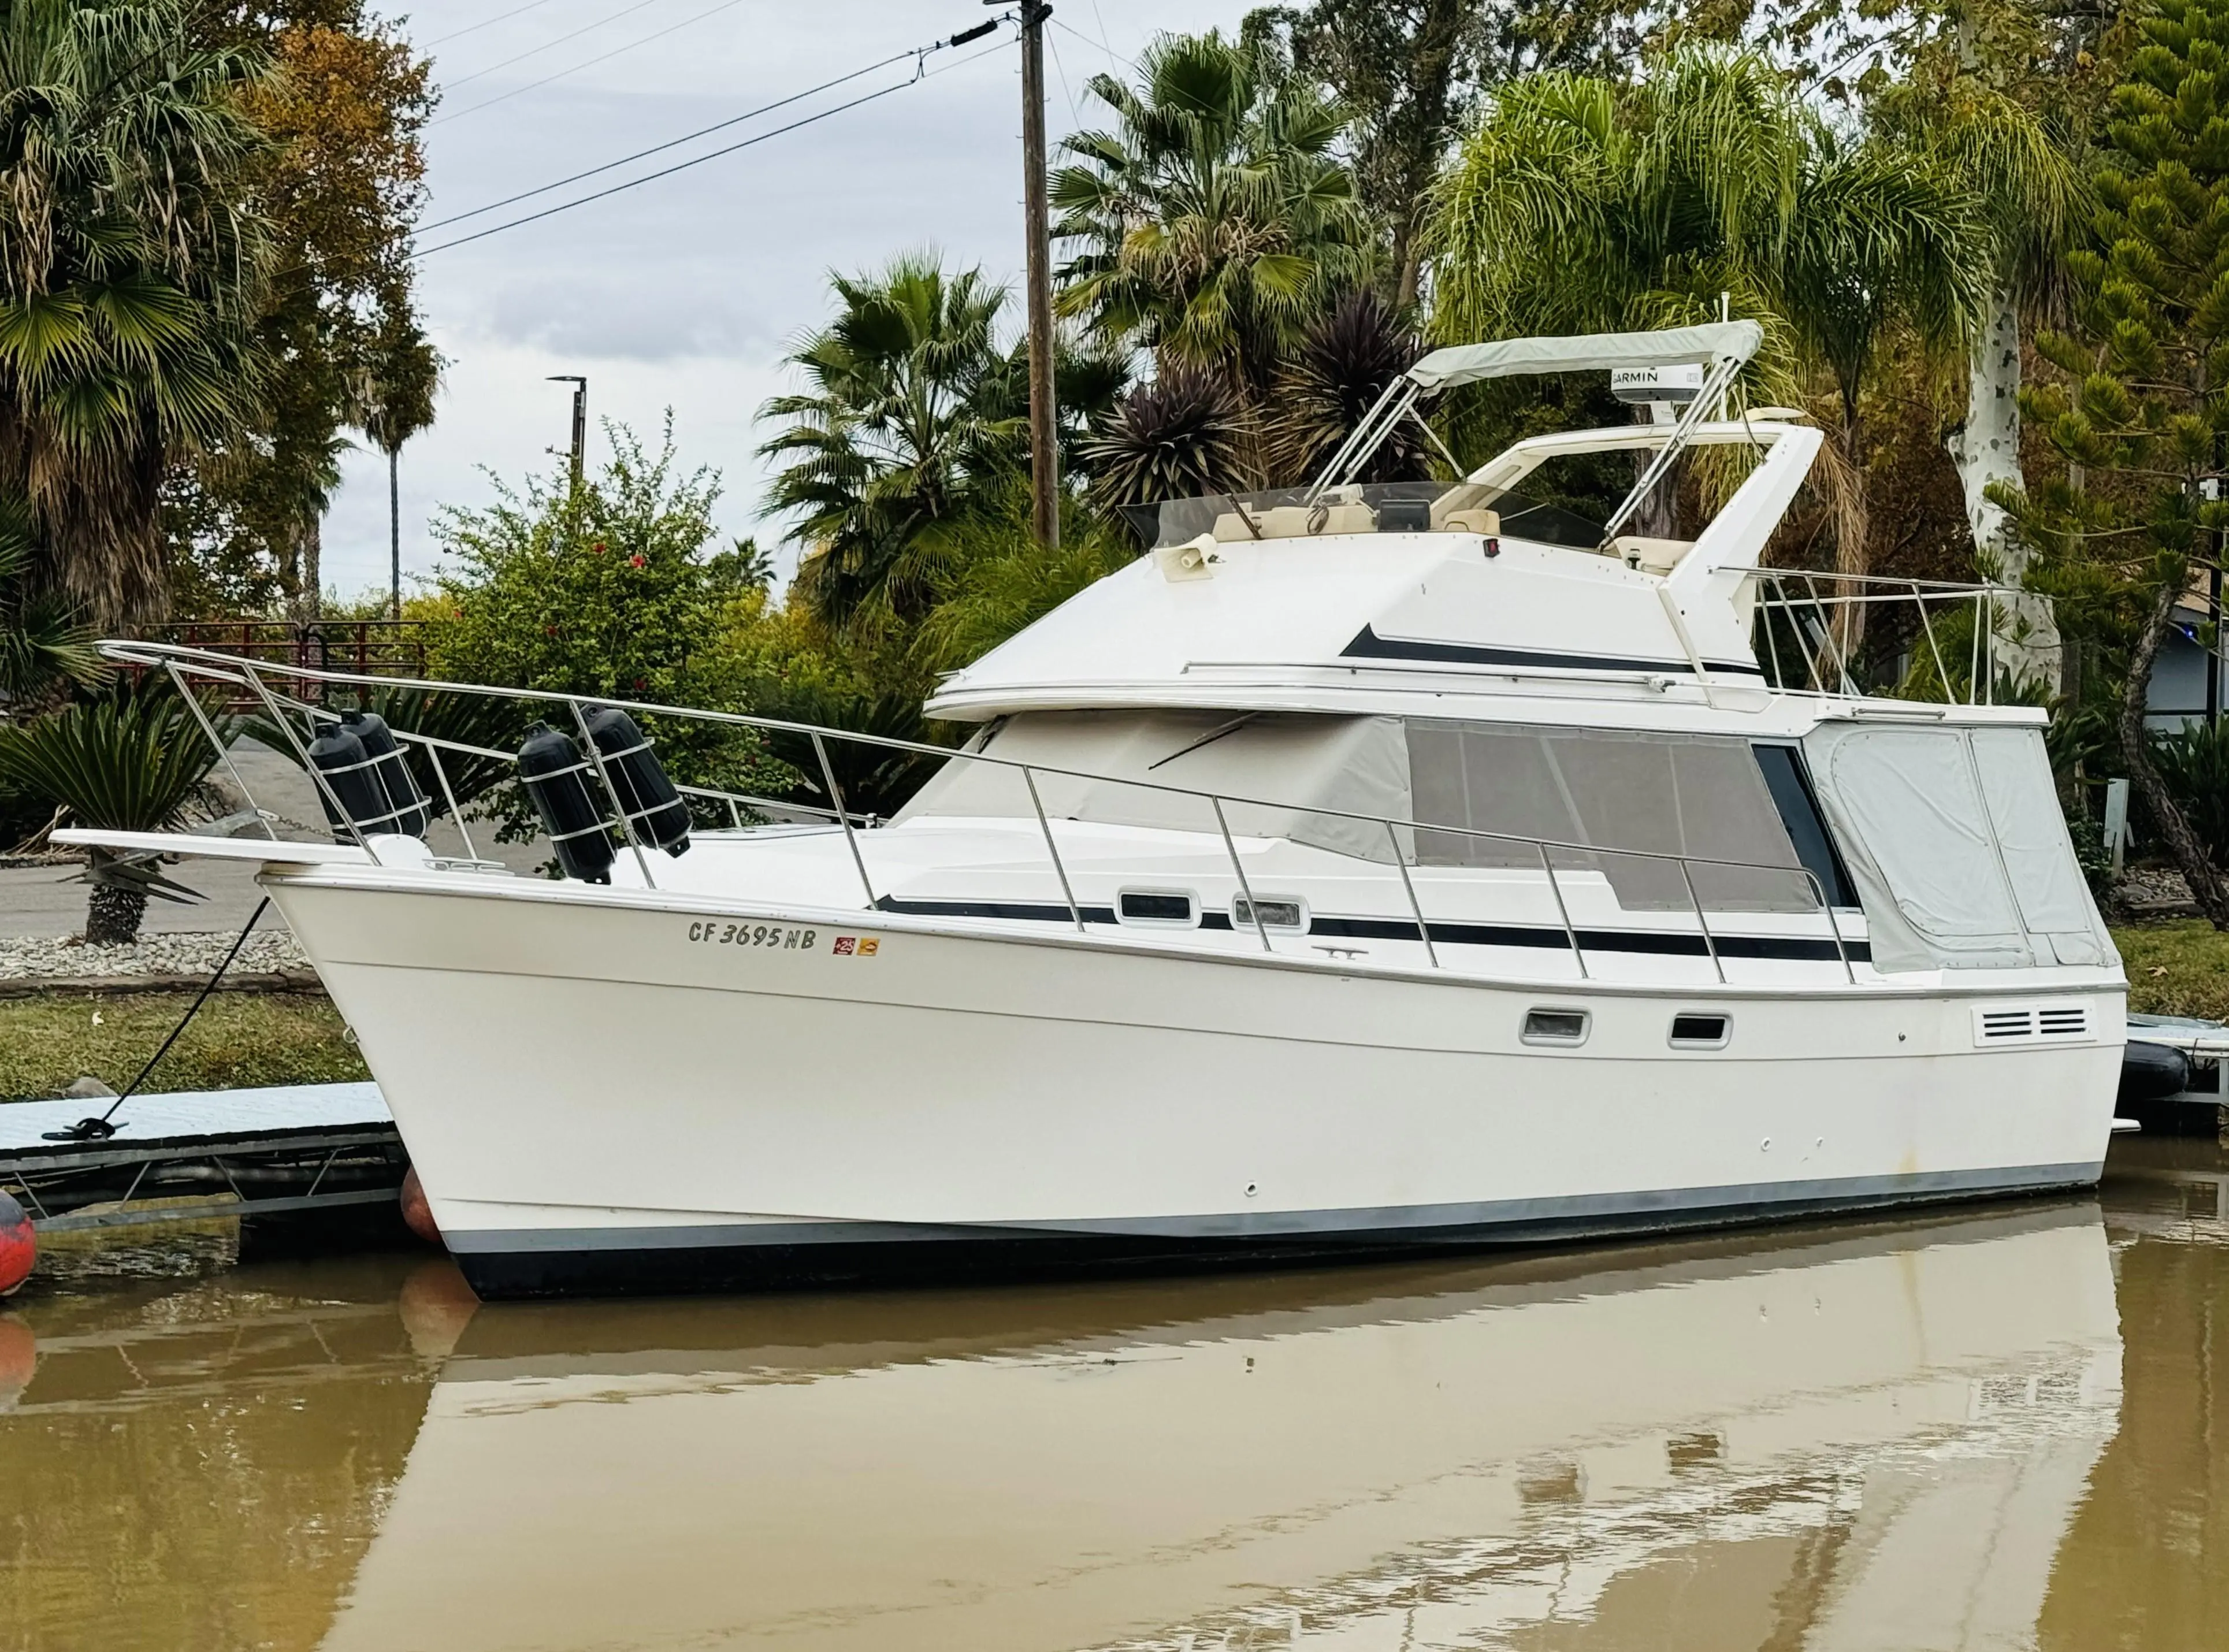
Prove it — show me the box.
[323,1204,2119,1652]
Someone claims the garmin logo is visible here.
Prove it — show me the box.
[1611,363,1707,404]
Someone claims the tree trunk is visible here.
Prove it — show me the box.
[302,513,322,620]
[84,883,147,946]
[1949,287,2061,689]
[2123,572,2229,928]
[1833,403,1871,667]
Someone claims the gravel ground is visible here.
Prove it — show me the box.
[0,928,310,982]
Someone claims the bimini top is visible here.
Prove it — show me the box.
[1405,320,1763,392]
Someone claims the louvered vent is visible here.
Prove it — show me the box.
[1971,1004,2096,1047]
[1978,1009,2035,1041]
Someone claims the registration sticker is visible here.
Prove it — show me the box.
[831,935,881,957]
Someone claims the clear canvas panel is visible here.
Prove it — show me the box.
[896,711,1413,862]
[1404,722,1814,911]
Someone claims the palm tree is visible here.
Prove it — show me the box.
[1425,47,1989,584]
[1050,30,1373,402]
[1874,64,2088,688]
[758,254,1022,631]
[0,495,102,709]
[352,310,440,620]
[0,1,273,630]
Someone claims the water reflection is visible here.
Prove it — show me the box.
[8,1156,2229,1651]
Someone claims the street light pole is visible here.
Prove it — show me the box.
[1012,1,1058,549]
[548,374,587,494]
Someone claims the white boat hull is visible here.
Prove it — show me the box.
[268,872,2124,1299]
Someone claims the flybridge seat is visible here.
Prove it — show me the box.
[1133,481,1565,554]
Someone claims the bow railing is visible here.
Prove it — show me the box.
[103,640,1859,986]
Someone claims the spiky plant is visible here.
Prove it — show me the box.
[1264,289,1426,487]
[1081,365,1257,510]
[0,495,103,710]
[0,678,237,942]
[244,682,526,819]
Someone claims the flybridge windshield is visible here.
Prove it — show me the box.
[1123,484,1604,552]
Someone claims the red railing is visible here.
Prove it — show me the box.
[133,620,430,705]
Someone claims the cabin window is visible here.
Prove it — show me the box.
[1750,744,1855,907]
[1668,1012,1730,1049]
[1118,889,1197,926]
[1231,895,1307,931]
[1404,722,1816,912]
[1521,1008,1590,1045]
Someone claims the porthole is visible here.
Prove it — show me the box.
[1231,895,1308,931]
[1669,1012,1730,1049]
[1521,1008,1590,1046]
[1118,889,1198,927]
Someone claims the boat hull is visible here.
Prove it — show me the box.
[267,874,2124,1300]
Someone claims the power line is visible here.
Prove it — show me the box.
[426,0,564,49]
[433,0,748,126]
[439,0,670,94]
[1054,14,1132,72]
[414,29,1010,258]
[422,42,930,231]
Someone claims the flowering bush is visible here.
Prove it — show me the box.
[422,419,794,837]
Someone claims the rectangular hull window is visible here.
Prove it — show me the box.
[1522,1008,1591,1045]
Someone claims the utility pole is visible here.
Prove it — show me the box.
[1005,0,1058,549]
[388,448,401,621]
[548,374,588,494]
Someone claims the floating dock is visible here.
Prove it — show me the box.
[0,1082,403,1232]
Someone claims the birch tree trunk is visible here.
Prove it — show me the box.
[1949,288,2061,690]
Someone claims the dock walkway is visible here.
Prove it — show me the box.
[0,1082,402,1232]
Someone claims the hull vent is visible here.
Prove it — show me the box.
[1971,1004,2094,1048]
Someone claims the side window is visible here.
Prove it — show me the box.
[1750,744,1855,908]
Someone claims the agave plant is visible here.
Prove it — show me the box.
[1080,365,1257,511]
[2153,717,2229,871]
[1264,289,1428,487]
[0,678,239,942]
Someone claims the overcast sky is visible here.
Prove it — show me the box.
[326,1,1256,602]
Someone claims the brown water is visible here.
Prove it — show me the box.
[2,1139,2226,1652]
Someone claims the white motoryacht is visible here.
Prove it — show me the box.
[65,322,2127,1299]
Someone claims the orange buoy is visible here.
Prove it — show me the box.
[399,1167,442,1247]
[0,1315,32,1412]
[0,1191,33,1297]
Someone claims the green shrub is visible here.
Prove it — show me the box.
[2153,716,2229,867]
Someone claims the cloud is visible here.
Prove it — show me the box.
[321,0,1250,597]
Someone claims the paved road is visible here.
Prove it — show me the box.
[1,736,549,939]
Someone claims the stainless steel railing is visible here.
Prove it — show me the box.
[104,640,1858,985]
[1742,570,2045,706]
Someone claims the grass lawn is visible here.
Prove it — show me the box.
[0,990,368,1103]
[2114,920,2229,1022]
